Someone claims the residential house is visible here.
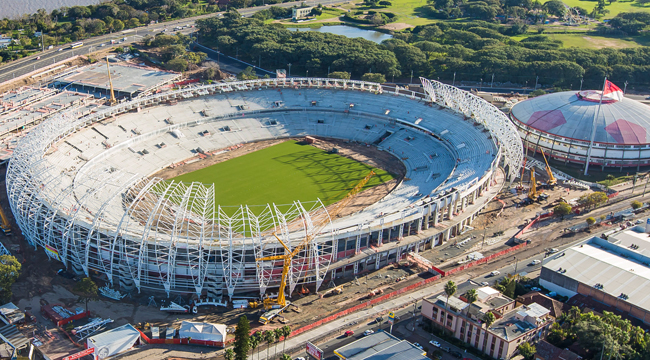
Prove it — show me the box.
[534,340,581,360]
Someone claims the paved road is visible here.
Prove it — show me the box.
[0,0,345,84]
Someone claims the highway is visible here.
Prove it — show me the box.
[0,0,344,84]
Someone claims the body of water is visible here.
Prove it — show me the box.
[287,25,392,44]
[1,0,102,19]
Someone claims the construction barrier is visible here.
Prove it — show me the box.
[431,243,528,277]
[137,328,225,347]
[174,79,200,86]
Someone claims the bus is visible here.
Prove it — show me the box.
[70,42,83,49]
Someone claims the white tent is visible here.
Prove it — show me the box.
[87,324,141,360]
[179,321,227,342]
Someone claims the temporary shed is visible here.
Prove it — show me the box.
[87,323,141,360]
[179,321,227,342]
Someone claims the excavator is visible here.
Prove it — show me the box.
[540,149,557,189]
[0,207,11,235]
[256,171,375,324]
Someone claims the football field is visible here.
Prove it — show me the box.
[171,140,394,209]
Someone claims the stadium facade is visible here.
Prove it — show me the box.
[510,90,650,170]
[7,78,522,299]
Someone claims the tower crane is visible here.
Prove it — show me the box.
[540,149,557,189]
[106,57,117,105]
[256,171,375,323]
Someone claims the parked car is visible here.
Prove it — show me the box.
[364,330,374,336]
[480,281,489,286]
[294,357,305,360]
[345,330,354,337]
[451,351,463,358]
[429,340,441,347]
[414,343,424,350]
[490,271,500,276]
[529,259,541,265]
[442,347,451,353]
[531,287,541,291]
[548,248,559,254]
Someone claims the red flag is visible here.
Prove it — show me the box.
[603,80,624,101]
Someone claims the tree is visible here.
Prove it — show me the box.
[379,0,393,5]
[225,348,235,360]
[280,325,291,354]
[586,217,596,227]
[518,342,536,360]
[361,73,386,83]
[237,66,258,80]
[543,0,566,17]
[281,354,292,360]
[530,89,546,97]
[553,202,572,220]
[264,330,276,360]
[250,332,261,360]
[113,19,125,32]
[234,316,251,360]
[465,289,478,317]
[482,311,496,329]
[329,71,351,79]
[0,255,21,302]
[310,7,323,16]
[167,58,188,72]
[73,277,98,313]
[273,328,283,359]
[631,200,643,210]
[443,280,456,328]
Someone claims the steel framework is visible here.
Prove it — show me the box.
[420,77,523,179]
[6,77,509,299]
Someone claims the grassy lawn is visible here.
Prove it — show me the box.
[317,8,346,20]
[541,0,650,18]
[512,32,650,48]
[358,0,436,26]
[171,140,394,209]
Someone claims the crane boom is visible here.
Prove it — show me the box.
[256,170,376,310]
[540,149,557,188]
[0,206,11,235]
[528,168,538,201]
[106,57,117,105]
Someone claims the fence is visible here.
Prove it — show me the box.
[431,242,528,277]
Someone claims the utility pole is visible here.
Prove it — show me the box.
[288,63,292,77]
[410,70,413,84]
[327,66,330,77]
[624,80,628,94]
[491,73,494,88]
[580,77,584,91]
[452,72,456,86]
[535,76,539,90]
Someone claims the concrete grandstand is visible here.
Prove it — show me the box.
[7,77,522,300]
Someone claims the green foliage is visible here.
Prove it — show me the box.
[631,200,643,209]
[237,66,258,80]
[482,312,496,328]
[197,16,401,79]
[553,202,572,219]
[518,342,536,360]
[586,216,596,226]
[281,354,292,360]
[224,348,235,360]
[0,255,21,302]
[544,0,566,17]
[329,71,351,79]
[609,12,650,35]
[361,73,387,83]
[166,58,188,72]
[530,89,547,97]
[73,277,98,312]
[498,277,516,299]
[234,316,251,360]
[578,192,609,209]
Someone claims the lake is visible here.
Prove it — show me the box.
[287,25,393,44]
[1,0,102,19]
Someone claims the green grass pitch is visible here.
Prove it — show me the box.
[171,140,395,209]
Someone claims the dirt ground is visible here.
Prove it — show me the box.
[380,22,414,31]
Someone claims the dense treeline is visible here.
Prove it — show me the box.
[197,12,402,78]
[197,13,650,89]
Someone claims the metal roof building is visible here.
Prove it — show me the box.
[333,330,427,360]
[540,233,650,326]
[510,90,650,170]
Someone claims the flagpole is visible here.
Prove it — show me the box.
[584,76,608,176]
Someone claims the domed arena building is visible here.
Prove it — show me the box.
[510,90,650,171]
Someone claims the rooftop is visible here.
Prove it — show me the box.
[489,306,538,341]
[333,330,427,360]
[535,340,581,360]
[511,90,650,145]
[543,237,650,310]
[517,292,568,318]
[434,294,469,313]
[57,62,180,95]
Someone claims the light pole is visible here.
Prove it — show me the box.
[491,73,494,88]
[452,72,456,86]
[410,70,413,84]
[624,80,628,94]
[580,77,584,91]
[479,78,482,91]
[327,66,330,77]
[535,76,539,90]
[287,63,292,77]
